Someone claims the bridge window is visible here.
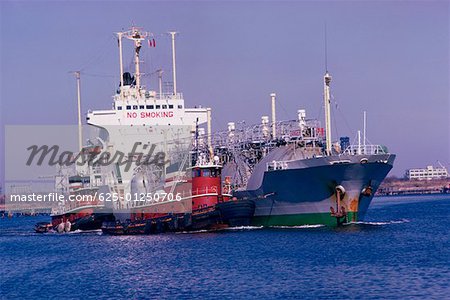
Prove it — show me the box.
[139,105,145,109]
[156,105,161,109]
[133,105,138,110]
[162,105,167,109]
[178,105,183,109]
[126,105,131,110]
[117,106,122,110]
[169,104,174,109]
[202,169,210,177]
[192,169,201,178]
[146,105,154,109]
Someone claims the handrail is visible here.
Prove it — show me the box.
[266,161,289,171]
[343,144,386,155]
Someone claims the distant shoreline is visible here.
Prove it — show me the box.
[376,178,450,196]
[375,192,450,198]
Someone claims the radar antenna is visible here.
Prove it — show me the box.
[116,26,153,95]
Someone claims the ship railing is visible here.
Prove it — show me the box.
[91,165,100,172]
[112,91,184,102]
[156,186,219,199]
[342,144,386,155]
[131,186,220,209]
[210,119,322,149]
[66,198,99,211]
[266,160,289,171]
[52,200,88,215]
[191,186,219,196]
[156,92,183,100]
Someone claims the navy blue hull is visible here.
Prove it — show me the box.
[232,154,395,226]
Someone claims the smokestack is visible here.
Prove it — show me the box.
[270,93,276,139]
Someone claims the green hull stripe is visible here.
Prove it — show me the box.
[252,212,358,227]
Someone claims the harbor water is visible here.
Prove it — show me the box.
[1,195,449,299]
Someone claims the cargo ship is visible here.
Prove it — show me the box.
[78,26,254,234]
[211,72,395,226]
[43,25,393,232]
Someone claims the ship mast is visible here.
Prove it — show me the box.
[117,32,124,100]
[207,108,213,159]
[157,69,163,99]
[363,110,367,150]
[75,71,82,152]
[169,31,178,96]
[118,27,151,94]
[271,93,276,139]
[323,71,332,155]
[130,27,144,89]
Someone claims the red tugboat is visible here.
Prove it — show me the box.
[102,158,255,235]
[50,174,114,232]
[33,146,114,234]
[47,145,115,232]
[188,159,255,230]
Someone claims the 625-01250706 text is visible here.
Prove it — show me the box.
[8,192,182,203]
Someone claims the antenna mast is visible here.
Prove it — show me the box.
[74,71,82,152]
[324,23,328,72]
[117,32,124,99]
[323,71,332,155]
[323,23,332,155]
[121,27,152,91]
[157,69,163,99]
[169,31,178,96]
[207,108,213,159]
[363,111,367,151]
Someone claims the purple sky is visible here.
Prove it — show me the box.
[1,1,449,181]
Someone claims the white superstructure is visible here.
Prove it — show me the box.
[88,27,208,128]
[86,26,211,209]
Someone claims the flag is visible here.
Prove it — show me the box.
[148,38,156,48]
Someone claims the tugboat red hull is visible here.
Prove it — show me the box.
[51,207,114,231]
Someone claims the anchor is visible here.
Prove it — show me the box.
[330,185,347,225]
[361,181,373,197]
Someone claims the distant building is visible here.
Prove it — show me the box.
[406,165,448,180]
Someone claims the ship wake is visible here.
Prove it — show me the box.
[269,224,325,229]
[344,219,410,226]
[222,226,264,231]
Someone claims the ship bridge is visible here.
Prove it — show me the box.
[87,91,208,128]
